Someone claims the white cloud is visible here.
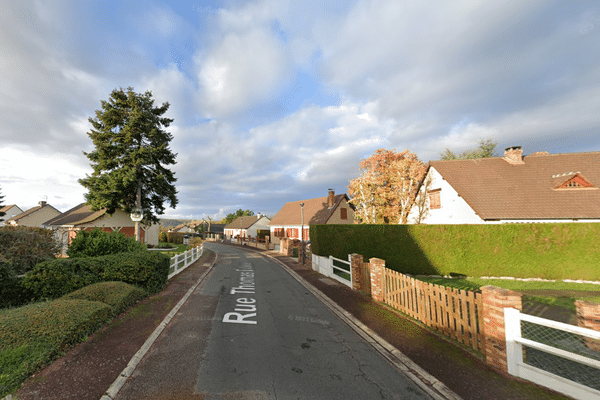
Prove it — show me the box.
[197,28,293,117]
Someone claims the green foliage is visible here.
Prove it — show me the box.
[0,226,58,275]
[61,281,147,317]
[224,209,254,224]
[0,299,113,397]
[22,251,170,300]
[79,87,178,225]
[67,228,146,258]
[159,229,168,242]
[311,223,600,280]
[0,262,32,309]
[440,138,498,160]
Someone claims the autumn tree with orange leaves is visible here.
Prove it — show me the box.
[348,149,427,224]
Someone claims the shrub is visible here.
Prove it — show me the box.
[0,262,31,309]
[67,228,146,258]
[61,281,146,316]
[189,237,203,247]
[22,251,170,300]
[0,226,58,275]
[0,299,112,397]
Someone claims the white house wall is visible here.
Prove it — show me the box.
[408,167,484,224]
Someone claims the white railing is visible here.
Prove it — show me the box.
[505,307,600,400]
[168,244,203,279]
[311,254,352,288]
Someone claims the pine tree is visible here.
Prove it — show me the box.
[79,87,178,227]
[0,186,5,222]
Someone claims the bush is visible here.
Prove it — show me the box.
[61,281,147,316]
[67,228,146,258]
[0,226,58,275]
[0,262,32,309]
[0,299,112,397]
[310,223,600,280]
[22,251,170,300]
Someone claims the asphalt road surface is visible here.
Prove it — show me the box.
[115,243,432,400]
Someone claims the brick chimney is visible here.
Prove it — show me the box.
[328,189,335,208]
[39,200,47,207]
[503,146,524,164]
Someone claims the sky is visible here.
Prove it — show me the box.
[2,0,600,221]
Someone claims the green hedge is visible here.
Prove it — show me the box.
[61,281,147,317]
[0,281,147,397]
[0,299,112,396]
[310,223,600,280]
[22,251,170,301]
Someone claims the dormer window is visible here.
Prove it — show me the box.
[555,173,595,190]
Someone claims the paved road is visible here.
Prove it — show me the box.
[115,243,432,399]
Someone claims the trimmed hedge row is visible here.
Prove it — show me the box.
[0,281,147,397]
[22,251,170,301]
[310,223,600,280]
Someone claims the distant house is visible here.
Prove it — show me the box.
[5,201,61,228]
[0,204,23,227]
[408,147,600,224]
[43,203,159,256]
[224,215,271,240]
[169,223,195,234]
[268,189,355,244]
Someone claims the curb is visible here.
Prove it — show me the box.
[263,252,462,400]
[100,254,218,400]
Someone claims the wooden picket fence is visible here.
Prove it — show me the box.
[383,268,485,353]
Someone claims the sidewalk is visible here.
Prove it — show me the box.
[253,247,569,400]
[13,244,569,400]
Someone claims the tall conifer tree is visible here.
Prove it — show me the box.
[79,87,178,226]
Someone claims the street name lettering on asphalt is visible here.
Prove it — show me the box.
[223,262,257,325]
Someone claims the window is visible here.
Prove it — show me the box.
[556,174,594,189]
[428,189,441,209]
[340,207,347,220]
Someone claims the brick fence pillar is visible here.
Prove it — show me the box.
[575,300,600,352]
[481,285,523,376]
[280,237,289,255]
[350,254,363,291]
[369,258,385,303]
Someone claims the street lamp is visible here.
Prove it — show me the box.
[300,202,305,265]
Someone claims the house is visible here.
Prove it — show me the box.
[169,223,195,234]
[0,204,23,227]
[408,147,600,224]
[196,220,225,239]
[43,203,159,256]
[224,215,271,240]
[268,189,355,244]
[5,201,61,228]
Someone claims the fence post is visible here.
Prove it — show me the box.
[369,258,385,303]
[350,254,363,291]
[504,307,523,376]
[481,285,522,376]
[575,300,600,352]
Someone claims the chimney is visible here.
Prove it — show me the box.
[503,146,524,165]
[328,189,335,208]
[39,200,47,207]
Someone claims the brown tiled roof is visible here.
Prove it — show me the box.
[430,151,600,220]
[43,203,107,226]
[268,194,350,226]
[224,215,267,230]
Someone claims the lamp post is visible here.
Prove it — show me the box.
[300,202,304,265]
[239,217,243,244]
[130,184,143,242]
